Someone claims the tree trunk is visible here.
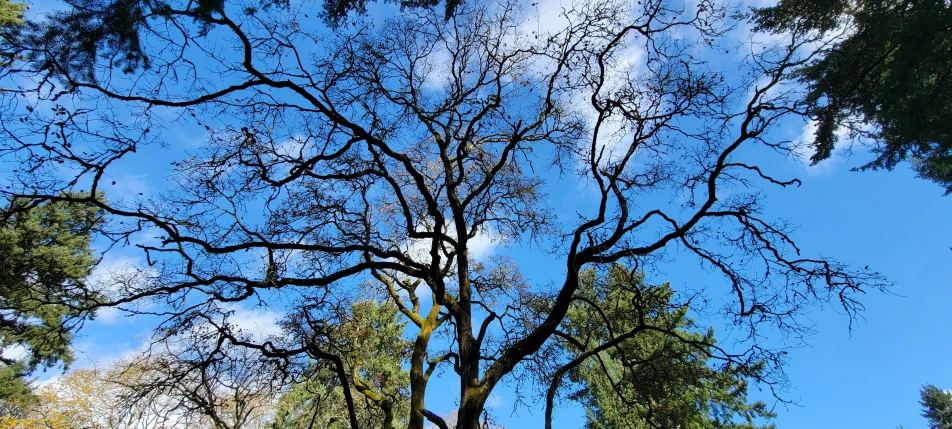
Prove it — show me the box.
[456,387,489,429]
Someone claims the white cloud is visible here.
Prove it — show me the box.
[523,2,653,171]
[1,345,28,361]
[91,306,126,325]
[107,173,152,201]
[403,224,500,266]
[468,230,499,261]
[486,392,504,409]
[520,0,573,37]
[419,47,454,92]
[131,226,165,247]
[393,224,501,303]
[87,253,157,298]
[221,303,284,339]
[33,373,63,388]
[791,119,849,176]
[68,337,140,372]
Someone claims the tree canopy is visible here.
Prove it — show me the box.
[0,353,278,429]
[0,0,25,67]
[0,0,889,427]
[271,301,411,429]
[0,0,25,29]
[560,267,775,429]
[0,198,102,408]
[7,0,458,82]
[922,384,952,429]
[753,0,952,194]
[0,270,776,429]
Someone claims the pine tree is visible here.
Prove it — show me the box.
[560,266,776,429]
[922,385,952,429]
[753,0,952,194]
[0,197,103,408]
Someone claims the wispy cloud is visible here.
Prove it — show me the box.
[486,392,504,409]
[221,303,285,339]
[791,119,851,176]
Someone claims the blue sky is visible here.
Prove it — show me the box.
[14,0,951,427]
[750,165,952,429]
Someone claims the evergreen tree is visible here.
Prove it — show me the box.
[0,197,103,407]
[561,266,776,429]
[753,0,952,194]
[922,384,952,429]
[0,0,26,29]
[272,301,411,429]
[0,0,26,67]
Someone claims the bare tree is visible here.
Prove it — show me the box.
[0,343,280,429]
[0,0,886,428]
[115,335,283,429]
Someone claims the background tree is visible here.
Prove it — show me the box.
[921,384,952,429]
[0,0,25,69]
[271,301,411,429]
[0,367,129,429]
[115,341,283,429]
[554,266,775,429]
[0,0,887,428]
[753,0,952,194]
[0,345,283,429]
[319,0,462,25]
[10,0,457,82]
[0,197,103,410]
[0,0,25,29]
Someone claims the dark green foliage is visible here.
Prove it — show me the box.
[752,0,850,32]
[0,197,103,403]
[0,362,38,414]
[33,0,179,81]
[754,0,952,194]
[922,384,952,429]
[25,0,459,82]
[320,0,459,26]
[563,266,776,429]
